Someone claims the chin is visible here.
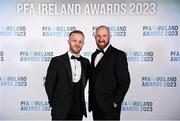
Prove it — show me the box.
[74,51,81,54]
[98,45,105,49]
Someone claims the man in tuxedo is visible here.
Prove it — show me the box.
[45,30,89,120]
[89,25,130,120]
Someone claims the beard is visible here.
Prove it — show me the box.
[70,46,81,54]
[97,41,109,49]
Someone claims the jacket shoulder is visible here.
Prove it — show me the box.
[111,46,126,55]
[81,56,90,63]
[50,53,67,62]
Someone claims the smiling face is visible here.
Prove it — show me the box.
[95,26,111,49]
[68,32,84,54]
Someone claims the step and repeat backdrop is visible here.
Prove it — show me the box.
[0,0,180,120]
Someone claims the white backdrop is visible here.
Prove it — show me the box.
[0,0,180,120]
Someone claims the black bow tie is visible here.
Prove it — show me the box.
[71,55,81,61]
[95,49,104,54]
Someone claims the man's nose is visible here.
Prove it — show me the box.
[99,36,104,41]
[76,42,80,46]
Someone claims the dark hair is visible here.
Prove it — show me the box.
[69,30,85,37]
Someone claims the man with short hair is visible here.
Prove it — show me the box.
[89,25,130,120]
[45,30,89,120]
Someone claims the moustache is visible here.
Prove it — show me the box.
[98,41,105,43]
[74,46,81,48]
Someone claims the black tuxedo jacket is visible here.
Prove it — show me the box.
[89,45,130,113]
[45,52,89,119]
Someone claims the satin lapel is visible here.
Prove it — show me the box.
[63,53,72,86]
[91,53,96,68]
[92,45,113,77]
[80,57,86,88]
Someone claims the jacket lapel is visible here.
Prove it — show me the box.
[80,57,86,89]
[63,52,73,86]
[64,53,86,88]
[91,45,113,78]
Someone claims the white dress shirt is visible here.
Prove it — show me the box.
[68,51,81,83]
[94,44,110,67]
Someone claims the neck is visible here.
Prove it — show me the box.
[69,50,80,56]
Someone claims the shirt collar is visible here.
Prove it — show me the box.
[97,43,110,53]
[68,51,80,59]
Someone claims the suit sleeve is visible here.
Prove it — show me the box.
[45,58,58,107]
[114,51,130,104]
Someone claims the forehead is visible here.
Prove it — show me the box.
[96,27,109,34]
[70,33,84,38]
